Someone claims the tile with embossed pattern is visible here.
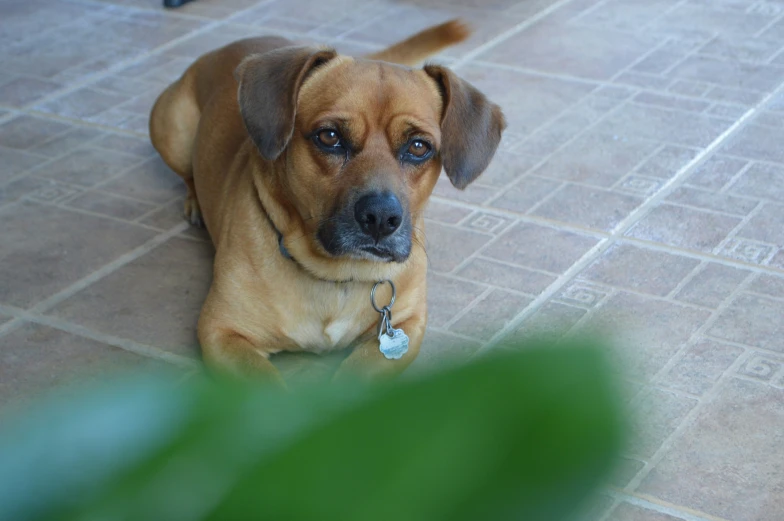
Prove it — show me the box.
[572,291,711,382]
[638,379,784,521]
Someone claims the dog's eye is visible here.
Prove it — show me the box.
[402,139,433,163]
[316,129,341,148]
[408,140,430,157]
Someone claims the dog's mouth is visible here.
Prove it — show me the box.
[360,245,397,261]
[317,219,412,263]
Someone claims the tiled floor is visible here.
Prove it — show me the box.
[1,0,783,519]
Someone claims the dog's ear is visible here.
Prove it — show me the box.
[424,65,506,189]
[236,46,338,161]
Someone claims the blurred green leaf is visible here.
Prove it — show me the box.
[0,340,624,521]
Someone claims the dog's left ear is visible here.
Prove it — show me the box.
[236,46,338,161]
[424,65,506,189]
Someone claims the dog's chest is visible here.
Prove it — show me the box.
[284,286,373,352]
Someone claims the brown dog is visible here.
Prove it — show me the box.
[149,20,505,384]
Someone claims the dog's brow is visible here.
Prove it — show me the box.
[389,116,438,139]
[311,115,352,127]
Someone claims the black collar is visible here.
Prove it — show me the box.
[274,227,293,260]
[262,207,358,283]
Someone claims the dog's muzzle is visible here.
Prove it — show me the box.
[317,191,412,262]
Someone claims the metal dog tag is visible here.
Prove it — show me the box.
[379,327,409,360]
[371,280,409,360]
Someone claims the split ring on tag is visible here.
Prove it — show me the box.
[370,280,409,360]
[371,280,396,313]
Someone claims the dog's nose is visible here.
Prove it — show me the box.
[354,193,403,241]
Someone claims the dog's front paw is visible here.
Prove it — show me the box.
[183,194,204,228]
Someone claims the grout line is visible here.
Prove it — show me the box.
[607,488,732,521]
[474,71,784,354]
[485,99,629,209]
[611,143,669,190]
[63,186,160,207]
[519,180,567,215]
[429,195,610,236]
[710,202,765,257]
[132,194,184,224]
[447,0,578,70]
[45,203,171,234]
[440,286,494,331]
[609,36,674,83]
[624,273,757,492]
[29,221,190,314]
[475,237,614,352]
[0,303,200,369]
[702,334,784,360]
[567,0,609,26]
[553,285,617,331]
[653,195,762,219]
[607,89,784,236]
[473,60,606,88]
[430,270,543,300]
[718,161,754,193]
[0,317,25,340]
[445,233,502,276]
[66,0,218,23]
[11,0,279,131]
[648,272,756,390]
[19,19,222,113]
[665,260,707,300]
[474,58,771,117]
[596,498,621,521]
[425,325,483,345]
[428,195,784,277]
[23,110,148,138]
[753,2,784,39]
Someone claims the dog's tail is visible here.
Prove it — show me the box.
[365,19,470,67]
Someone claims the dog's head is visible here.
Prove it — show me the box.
[236,47,505,280]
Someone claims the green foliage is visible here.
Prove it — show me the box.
[0,340,624,521]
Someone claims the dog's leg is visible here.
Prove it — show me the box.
[149,74,203,227]
[200,329,286,386]
[333,315,426,382]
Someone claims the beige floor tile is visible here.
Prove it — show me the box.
[0,201,157,308]
[638,379,784,521]
[483,222,599,273]
[531,184,644,231]
[629,388,698,459]
[0,322,173,410]
[101,156,186,204]
[625,204,742,253]
[448,289,532,341]
[48,238,214,358]
[672,263,750,308]
[574,292,711,382]
[409,328,483,374]
[426,273,486,328]
[422,221,493,273]
[708,293,784,352]
[580,243,700,297]
[480,21,657,80]
[606,502,685,521]
[0,115,70,149]
[659,340,744,397]
[456,257,557,295]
